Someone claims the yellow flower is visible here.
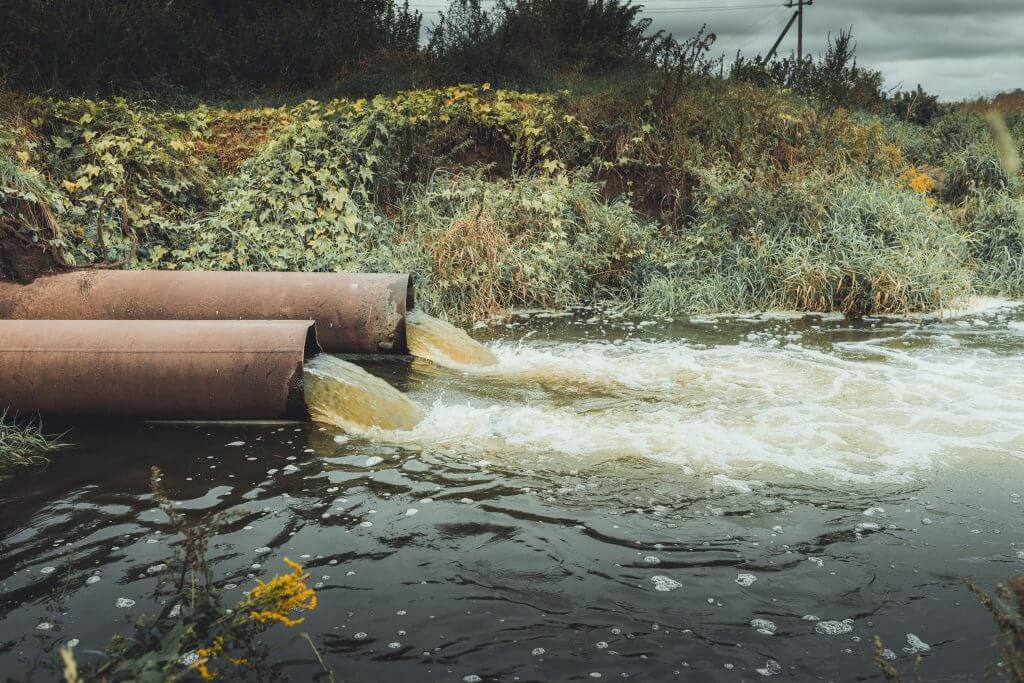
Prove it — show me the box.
[194,636,225,681]
[901,166,934,194]
[243,558,317,627]
[190,560,316,680]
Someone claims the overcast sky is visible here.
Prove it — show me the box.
[409,0,1024,100]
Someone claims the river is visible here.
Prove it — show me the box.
[1,302,1022,680]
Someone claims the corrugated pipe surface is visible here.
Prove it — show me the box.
[0,320,319,419]
[0,271,414,354]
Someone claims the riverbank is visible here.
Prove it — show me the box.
[2,75,1021,323]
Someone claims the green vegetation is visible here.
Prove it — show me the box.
[0,1,421,94]
[969,576,1024,683]
[1,1,1023,324]
[62,468,328,681]
[875,577,1024,683]
[0,410,65,477]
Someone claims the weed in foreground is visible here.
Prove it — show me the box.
[0,410,65,477]
[61,467,330,681]
[967,576,1024,682]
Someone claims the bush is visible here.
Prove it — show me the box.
[888,85,943,126]
[428,0,660,85]
[160,86,592,272]
[0,1,421,94]
[942,140,1021,202]
[635,170,973,315]
[373,172,671,320]
[357,172,664,322]
[965,189,1024,296]
[730,30,886,113]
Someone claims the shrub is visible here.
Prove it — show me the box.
[357,172,664,322]
[942,140,1020,202]
[964,189,1024,296]
[634,170,973,315]
[0,0,421,94]
[160,86,592,272]
[428,0,660,86]
[888,85,943,126]
[731,30,886,113]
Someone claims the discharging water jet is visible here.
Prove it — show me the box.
[405,310,497,368]
[303,354,424,433]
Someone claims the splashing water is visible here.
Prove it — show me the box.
[303,354,423,433]
[406,309,497,367]
[353,309,1024,485]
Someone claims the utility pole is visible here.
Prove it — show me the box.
[785,0,813,61]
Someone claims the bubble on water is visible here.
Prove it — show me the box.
[40,566,56,574]
[651,576,682,592]
[808,557,824,567]
[353,632,368,640]
[756,659,783,676]
[750,618,776,635]
[180,651,200,666]
[1017,550,1024,562]
[532,647,546,656]
[802,614,819,621]
[66,638,80,648]
[389,642,401,649]
[282,464,299,474]
[815,620,853,635]
[255,547,272,555]
[365,456,384,467]
[333,435,349,444]
[226,441,245,447]
[360,521,373,528]
[115,598,136,609]
[881,648,897,661]
[596,641,608,649]
[463,676,482,683]
[170,604,182,618]
[856,522,880,533]
[643,556,661,565]
[735,573,757,587]
[36,622,53,630]
[903,633,931,654]
[589,674,603,679]
[406,508,418,516]
[863,507,884,517]
[147,564,166,574]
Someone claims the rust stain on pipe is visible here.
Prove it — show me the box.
[0,320,319,419]
[0,271,414,354]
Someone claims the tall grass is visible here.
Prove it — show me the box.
[0,410,65,476]
[356,171,666,321]
[633,171,973,315]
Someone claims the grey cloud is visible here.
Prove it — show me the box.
[410,0,1024,99]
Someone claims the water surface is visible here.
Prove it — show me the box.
[2,303,1023,681]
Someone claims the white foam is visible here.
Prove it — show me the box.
[353,335,1024,484]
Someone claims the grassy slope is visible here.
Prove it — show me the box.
[1,75,1022,322]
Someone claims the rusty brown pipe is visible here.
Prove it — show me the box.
[0,320,319,419]
[0,271,414,354]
